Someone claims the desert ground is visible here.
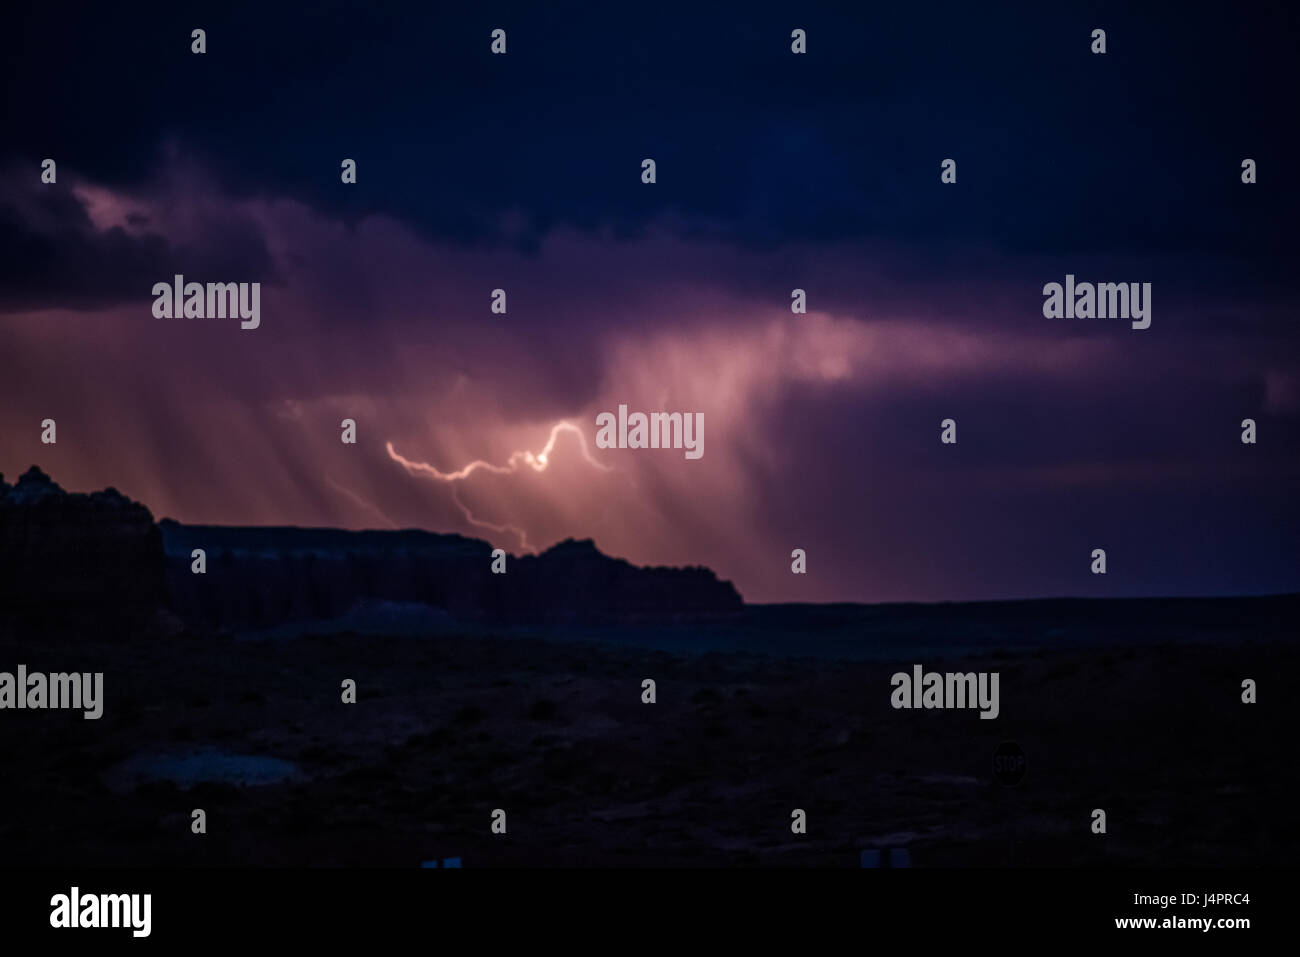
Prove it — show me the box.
[1,608,1292,867]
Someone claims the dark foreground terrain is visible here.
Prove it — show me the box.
[1,469,1293,866]
[1,605,1293,867]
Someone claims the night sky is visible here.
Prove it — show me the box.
[2,1,1297,602]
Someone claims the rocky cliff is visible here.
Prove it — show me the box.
[0,467,165,625]
[160,523,743,630]
[0,467,743,631]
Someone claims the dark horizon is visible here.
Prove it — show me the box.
[4,460,1298,609]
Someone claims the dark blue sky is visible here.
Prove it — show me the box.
[2,1,1297,601]
[5,2,1296,263]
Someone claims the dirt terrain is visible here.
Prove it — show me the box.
[1,613,1291,867]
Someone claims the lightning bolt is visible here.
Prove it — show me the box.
[386,420,610,553]
[325,474,400,530]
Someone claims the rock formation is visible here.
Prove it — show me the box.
[160,523,743,631]
[1,467,744,632]
[0,467,165,626]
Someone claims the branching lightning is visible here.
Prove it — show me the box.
[325,474,400,530]
[386,421,610,553]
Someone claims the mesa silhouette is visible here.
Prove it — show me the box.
[0,466,742,630]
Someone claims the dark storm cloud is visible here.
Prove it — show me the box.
[0,172,277,313]
[4,1,1296,273]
